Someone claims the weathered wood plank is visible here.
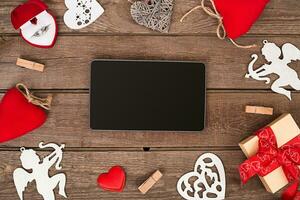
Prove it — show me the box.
[0,0,299,35]
[1,35,300,90]
[0,150,279,199]
[0,92,298,148]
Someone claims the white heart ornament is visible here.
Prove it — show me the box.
[64,0,104,30]
[177,153,226,200]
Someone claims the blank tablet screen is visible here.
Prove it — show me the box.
[90,60,206,131]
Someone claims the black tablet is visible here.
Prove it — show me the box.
[90,60,206,131]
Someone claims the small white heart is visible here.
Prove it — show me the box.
[63,0,104,30]
[177,153,226,200]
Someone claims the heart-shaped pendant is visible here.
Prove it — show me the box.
[177,153,226,200]
[0,85,48,143]
[130,0,174,33]
[97,166,126,192]
[64,0,104,30]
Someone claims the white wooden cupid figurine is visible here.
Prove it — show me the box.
[13,142,67,200]
[245,40,300,100]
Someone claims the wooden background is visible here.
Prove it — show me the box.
[0,0,299,199]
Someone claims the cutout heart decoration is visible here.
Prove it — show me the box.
[97,166,126,192]
[130,0,174,33]
[64,0,104,30]
[0,84,51,143]
[181,0,270,48]
[177,153,226,200]
[11,0,58,48]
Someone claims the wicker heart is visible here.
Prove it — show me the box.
[130,0,174,33]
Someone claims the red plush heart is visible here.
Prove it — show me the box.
[0,87,47,143]
[214,0,270,39]
[97,166,126,192]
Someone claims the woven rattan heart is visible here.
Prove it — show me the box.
[130,0,174,33]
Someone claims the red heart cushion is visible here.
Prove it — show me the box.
[214,0,270,39]
[97,166,126,192]
[0,87,47,143]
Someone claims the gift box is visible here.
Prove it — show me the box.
[239,113,300,194]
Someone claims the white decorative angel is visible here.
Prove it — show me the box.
[245,40,300,100]
[13,142,67,200]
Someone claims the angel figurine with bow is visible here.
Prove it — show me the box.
[13,142,67,200]
[245,40,300,100]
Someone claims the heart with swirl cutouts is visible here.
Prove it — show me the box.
[177,153,226,200]
[130,0,174,33]
[0,86,47,143]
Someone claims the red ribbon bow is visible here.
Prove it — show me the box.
[239,127,300,200]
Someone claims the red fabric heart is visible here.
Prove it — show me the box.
[214,0,270,39]
[97,166,126,192]
[0,87,47,143]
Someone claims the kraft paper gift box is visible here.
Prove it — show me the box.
[239,113,300,193]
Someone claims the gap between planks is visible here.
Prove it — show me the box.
[0,89,299,94]
[0,146,240,152]
[2,32,300,37]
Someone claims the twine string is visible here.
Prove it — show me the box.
[180,0,256,49]
[230,38,256,49]
[16,83,52,110]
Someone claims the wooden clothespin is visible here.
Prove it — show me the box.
[138,170,163,194]
[16,58,44,72]
[245,105,273,115]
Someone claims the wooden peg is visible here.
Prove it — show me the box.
[245,105,273,115]
[138,170,163,194]
[16,58,44,72]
